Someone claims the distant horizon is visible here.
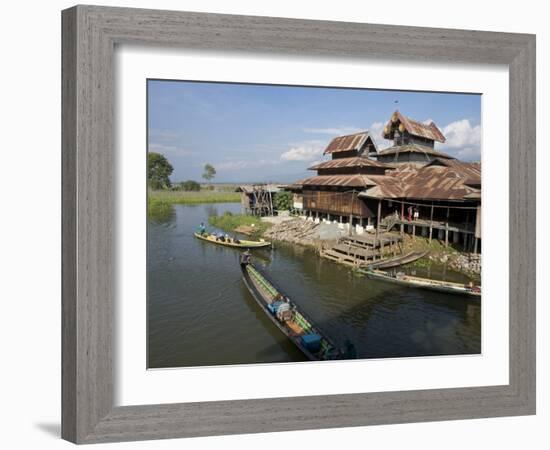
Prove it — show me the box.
[148,80,481,183]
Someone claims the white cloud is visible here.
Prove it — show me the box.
[303,126,362,135]
[148,142,191,156]
[438,119,481,161]
[441,119,481,149]
[368,121,386,148]
[148,128,192,156]
[280,141,325,161]
[216,159,280,171]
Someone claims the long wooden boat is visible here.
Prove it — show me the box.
[368,251,428,270]
[240,262,344,361]
[194,232,271,248]
[364,268,481,298]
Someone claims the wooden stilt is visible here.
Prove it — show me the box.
[400,201,404,236]
[376,199,382,246]
[429,202,434,242]
[445,207,450,247]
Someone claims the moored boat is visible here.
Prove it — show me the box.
[240,262,344,361]
[194,232,271,248]
[368,251,428,270]
[364,268,481,298]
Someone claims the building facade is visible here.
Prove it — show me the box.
[291,111,482,251]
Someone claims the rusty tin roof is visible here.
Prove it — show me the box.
[300,174,377,188]
[308,156,392,171]
[323,131,377,155]
[359,160,481,201]
[382,110,446,143]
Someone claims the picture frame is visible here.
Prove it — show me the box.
[61,4,536,444]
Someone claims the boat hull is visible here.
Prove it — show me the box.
[194,232,271,248]
[365,270,481,298]
[368,251,428,270]
[240,263,342,361]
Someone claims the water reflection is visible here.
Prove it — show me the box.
[148,203,481,368]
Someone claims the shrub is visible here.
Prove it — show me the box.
[180,180,201,191]
[275,191,293,211]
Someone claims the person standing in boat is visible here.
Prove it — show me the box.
[240,249,252,267]
[198,222,207,236]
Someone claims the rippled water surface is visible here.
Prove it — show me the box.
[148,203,481,368]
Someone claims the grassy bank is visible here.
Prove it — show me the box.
[402,234,481,279]
[149,189,241,204]
[208,212,271,239]
[147,197,174,223]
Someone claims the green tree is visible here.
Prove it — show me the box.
[147,152,173,190]
[202,163,216,182]
[275,191,293,211]
[180,180,201,191]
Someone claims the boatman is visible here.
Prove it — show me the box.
[198,222,207,236]
[240,249,252,268]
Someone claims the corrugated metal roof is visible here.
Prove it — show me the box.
[382,110,446,143]
[308,156,392,171]
[425,158,481,185]
[359,161,481,201]
[300,174,377,188]
[377,143,454,159]
[236,184,281,194]
[323,131,377,155]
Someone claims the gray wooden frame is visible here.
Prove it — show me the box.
[62,4,536,444]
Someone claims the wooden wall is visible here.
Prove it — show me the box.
[302,190,374,218]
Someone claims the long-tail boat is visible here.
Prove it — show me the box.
[364,268,481,298]
[367,251,428,270]
[240,262,344,361]
[194,232,271,248]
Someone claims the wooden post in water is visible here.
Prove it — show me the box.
[445,207,450,247]
[429,202,434,242]
[349,191,354,236]
[376,199,382,246]
[400,201,405,236]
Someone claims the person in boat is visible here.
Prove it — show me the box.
[344,339,357,359]
[198,222,207,236]
[234,237,241,244]
[224,233,231,243]
[240,249,252,267]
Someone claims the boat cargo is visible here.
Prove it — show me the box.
[194,232,271,248]
[240,262,345,361]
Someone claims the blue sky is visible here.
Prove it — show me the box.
[148,80,481,183]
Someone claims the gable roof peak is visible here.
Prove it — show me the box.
[383,110,446,143]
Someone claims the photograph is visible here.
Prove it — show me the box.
[147,80,482,368]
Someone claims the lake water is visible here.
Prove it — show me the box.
[148,203,481,368]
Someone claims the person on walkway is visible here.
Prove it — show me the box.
[407,206,413,222]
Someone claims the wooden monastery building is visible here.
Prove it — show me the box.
[290,110,482,252]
